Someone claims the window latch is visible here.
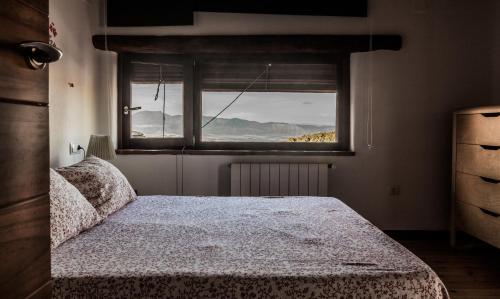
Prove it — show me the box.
[123,106,142,115]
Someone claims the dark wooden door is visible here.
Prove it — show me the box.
[0,0,51,298]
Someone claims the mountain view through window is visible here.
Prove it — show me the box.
[130,83,336,142]
[202,91,336,142]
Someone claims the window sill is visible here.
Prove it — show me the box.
[116,149,355,156]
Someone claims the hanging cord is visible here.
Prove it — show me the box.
[265,63,270,90]
[103,0,112,137]
[202,64,271,128]
[175,150,178,195]
[162,73,166,138]
[153,65,167,138]
[175,146,186,196]
[153,65,162,102]
[181,146,185,195]
[366,18,375,150]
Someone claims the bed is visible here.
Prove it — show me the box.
[52,196,448,298]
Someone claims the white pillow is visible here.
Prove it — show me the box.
[49,169,101,249]
[56,156,137,218]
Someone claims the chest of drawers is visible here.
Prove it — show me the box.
[452,106,500,248]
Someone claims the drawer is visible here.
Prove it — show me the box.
[456,113,500,146]
[456,143,500,180]
[456,201,500,248]
[456,172,500,215]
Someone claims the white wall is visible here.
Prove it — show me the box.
[49,0,108,167]
[51,0,499,230]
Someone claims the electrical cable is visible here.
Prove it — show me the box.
[162,70,166,138]
[175,151,178,195]
[181,146,185,196]
[367,18,375,150]
[103,0,113,137]
[77,145,86,158]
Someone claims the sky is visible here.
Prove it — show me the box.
[131,83,336,126]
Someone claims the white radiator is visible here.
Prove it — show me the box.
[230,163,329,196]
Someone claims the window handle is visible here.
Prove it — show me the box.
[123,106,141,115]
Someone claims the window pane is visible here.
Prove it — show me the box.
[200,62,337,143]
[131,82,183,138]
[202,91,336,142]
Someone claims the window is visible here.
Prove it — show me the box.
[119,54,349,152]
[119,55,193,149]
[130,82,183,139]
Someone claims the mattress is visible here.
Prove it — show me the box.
[52,196,448,298]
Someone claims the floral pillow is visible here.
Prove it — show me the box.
[50,169,101,249]
[56,156,136,218]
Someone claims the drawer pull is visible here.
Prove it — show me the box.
[480,208,500,218]
[481,112,500,118]
[480,176,500,184]
[480,145,500,151]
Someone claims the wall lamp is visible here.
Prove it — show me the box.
[18,41,63,70]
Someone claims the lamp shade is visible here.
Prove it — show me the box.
[86,135,116,160]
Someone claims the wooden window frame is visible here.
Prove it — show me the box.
[118,53,194,150]
[118,53,350,153]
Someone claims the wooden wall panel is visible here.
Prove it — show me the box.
[0,0,48,44]
[0,48,48,103]
[26,281,52,299]
[18,0,48,14]
[0,102,49,208]
[0,195,50,299]
[0,0,48,104]
[0,0,50,297]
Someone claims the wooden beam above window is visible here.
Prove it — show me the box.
[92,35,402,54]
[193,0,368,17]
[106,0,368,27]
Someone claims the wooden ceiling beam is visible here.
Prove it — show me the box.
[92,35,402,54]
[193,0,368,17]
[106,0,368,27]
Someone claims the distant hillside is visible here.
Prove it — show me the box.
[132,110,335,142]
[132,111,183,136]
[288,131,336,142]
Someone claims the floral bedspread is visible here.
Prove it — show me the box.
[52,196,448,298]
